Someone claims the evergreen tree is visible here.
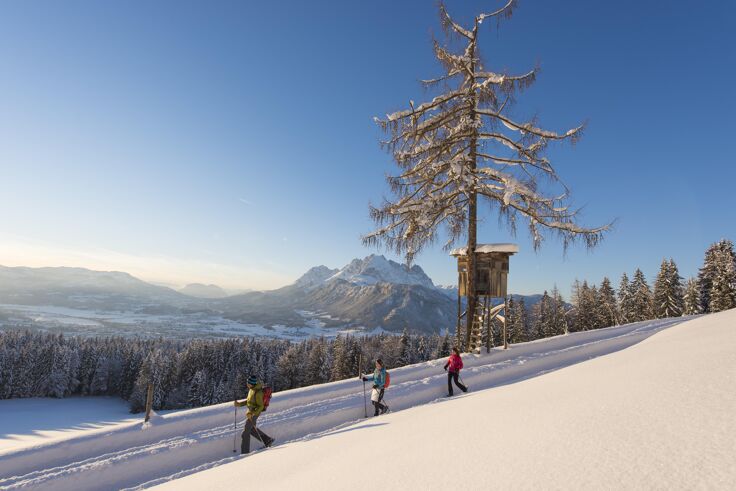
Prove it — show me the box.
[598,277,618,327]
[653,259,684,318]
[682,277,701,315]
[629,268,654,322]
[506,296,524,344]
[435,330,451,358]
[698,239,736,312]
[397,328,411,366]
[710,250,736,312]
[305,340,331,386]
[90,355,109,395]
[549,287,567,336]
[588,284,603,329]
[618,273,633,324]
[532,291,553,339]
[275,344,304,391]
[571,281,595,331]
[517,297,531,340]
[187,369,213,407]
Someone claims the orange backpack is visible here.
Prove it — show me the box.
[262,386,273,411]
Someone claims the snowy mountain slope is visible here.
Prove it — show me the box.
[0,316,692,490]
[178,284,228,299]
[156,309,736,491]
[218,256,455,333]
[293,265,339,290]
[0,265,182,299]
[326,254,435,288]
[0,265,192,313]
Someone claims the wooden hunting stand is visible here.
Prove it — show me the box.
[450,243,518,353]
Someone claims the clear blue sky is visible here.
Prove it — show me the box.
[1,0,734,295]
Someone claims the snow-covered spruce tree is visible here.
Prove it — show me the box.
[653,259,684,318]
[698,239,736,312]
[629,269,654,322]
[709,249,736,312]
[598,277,618,327]
[589,285,603,329]
[397,328,411,366]
[305,340,331,386]
[275,344,304,391]
[436,330,452,358]
[682,277,701,315]
[532,291,553,339]
[506,296,523,343]
[618,273,633,324]
[571,280,596,332]
[549,286,567,336]
[364,1,609,351]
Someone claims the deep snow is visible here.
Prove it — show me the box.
[0,397,141,453]
[2,314,728,490]
[155,310,736,491]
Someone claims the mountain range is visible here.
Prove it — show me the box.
[0,257,542,336]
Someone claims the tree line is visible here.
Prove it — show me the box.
[0,328,451,412]
[503,238,736,342]
[1,240,733,412]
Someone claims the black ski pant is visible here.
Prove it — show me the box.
[372,388,386,416]
[241,414,272,454]
[447,371,467,396]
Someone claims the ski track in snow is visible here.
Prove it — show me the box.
[0,317,688,491]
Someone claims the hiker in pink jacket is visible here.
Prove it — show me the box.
[443,347,468,396]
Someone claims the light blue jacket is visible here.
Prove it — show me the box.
[364,367,386,388]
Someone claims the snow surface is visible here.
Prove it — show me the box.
[159,310,736,491]
[0,315,711,490]
[0,397,144,454]
[0,304,367,341]
[450,242,519,255]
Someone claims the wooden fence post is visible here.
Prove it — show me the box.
[144,383,154,423]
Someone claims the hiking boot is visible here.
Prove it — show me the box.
[265,438,275,448]
[381,405,389,414]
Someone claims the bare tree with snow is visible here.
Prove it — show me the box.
[364,1,609,349]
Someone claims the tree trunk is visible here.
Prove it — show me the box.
[465,33,479,352]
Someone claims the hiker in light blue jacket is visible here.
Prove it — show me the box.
[361,358,388,416]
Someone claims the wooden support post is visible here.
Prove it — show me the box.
[503,297,509,350]
[456,271,462,349]
[144,383,154,423]
[484,296,491,353]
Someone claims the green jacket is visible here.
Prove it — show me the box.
[236,382,265,418]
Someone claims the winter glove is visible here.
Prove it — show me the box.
[362,377,367,382]
[444,367,448,371]
[372,385,378,389]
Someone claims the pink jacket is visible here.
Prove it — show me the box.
[445,353,463,373]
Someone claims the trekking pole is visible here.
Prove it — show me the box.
[362,378,368,418]
[232,391,238,453]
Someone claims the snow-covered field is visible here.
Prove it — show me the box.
[0,304,370,340]
[2,312,734,490]
[0,398,142,453]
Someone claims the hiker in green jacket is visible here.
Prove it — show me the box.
[234,375,274,454]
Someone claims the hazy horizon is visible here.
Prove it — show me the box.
[2,0,734,296]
